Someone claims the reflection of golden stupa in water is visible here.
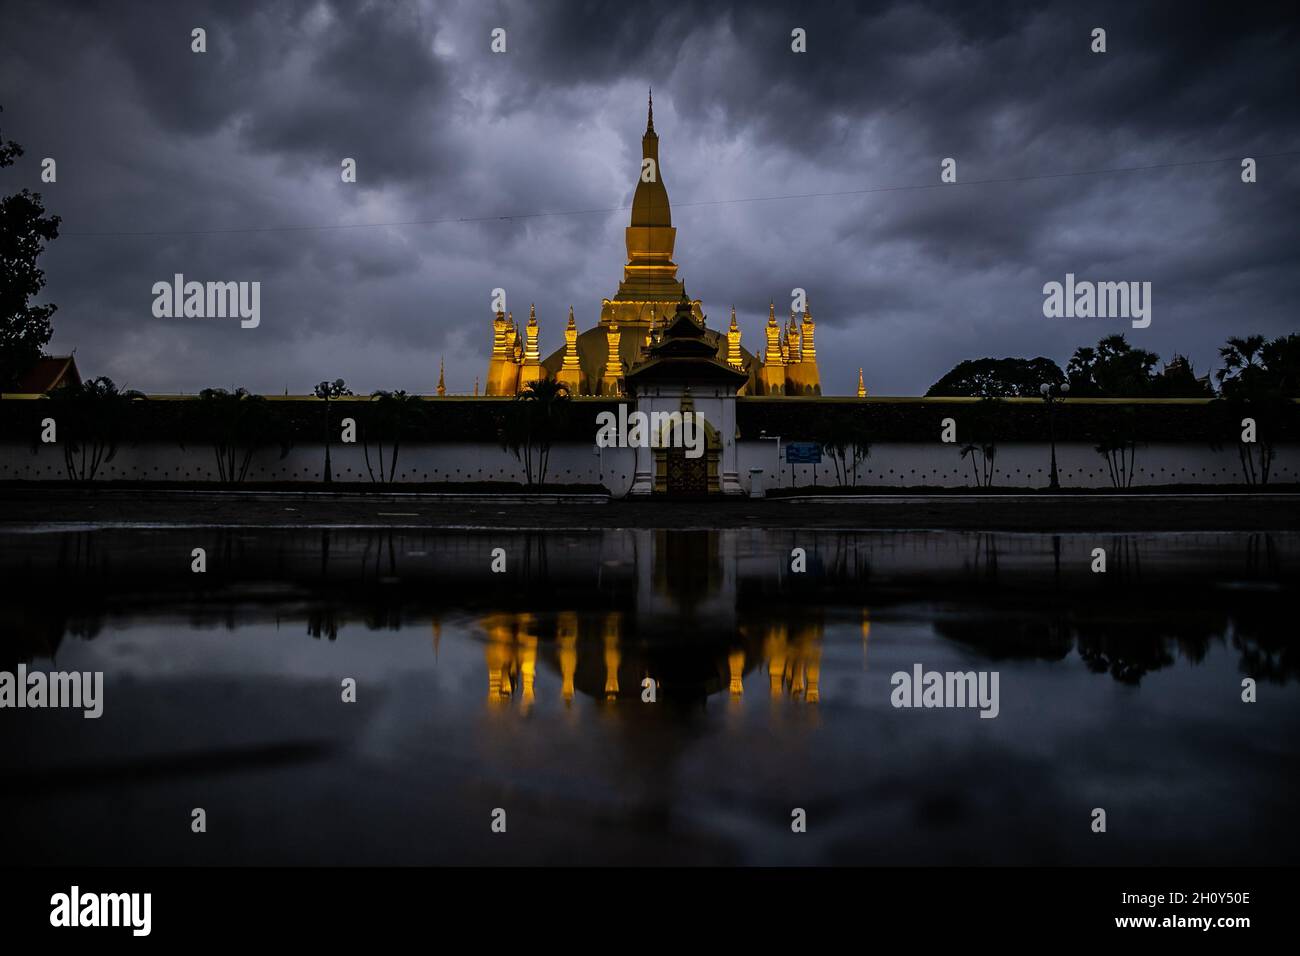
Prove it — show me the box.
[477,608,822,707]
[476,529,827,707]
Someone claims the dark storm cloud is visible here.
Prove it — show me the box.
[0,0,1296,395]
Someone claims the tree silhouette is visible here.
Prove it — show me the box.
[363,389,424,483]
[44,377,145,481]
[195,387,276,484]
[314,379,352,482]
[926,356,1064,397]
[1067,334,1159,396]
[1216,335,1268,393]
[0,107,61,388]
[500,379,571,487]
[1215,333,1300,484]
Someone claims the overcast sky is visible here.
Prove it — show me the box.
[2,0,1296,395]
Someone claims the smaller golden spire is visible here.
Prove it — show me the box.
[727,305,743,368]
[437,357,446,396]
[525,306,539,356]
[559,306,581,391]
[491,308,508,357]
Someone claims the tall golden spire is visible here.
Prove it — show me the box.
[521,303,542,387]
[765,303,783,368]
[525,304,539,361]
[491,309,507,357]
[603,323,625,395]
[857,368,866,398]
[727,306,743,368]
[801,302,816,359]
[606,91,688,323]
[631,89,669,229]
[437,356,446,396]
[760,302,786,394]
[558,305,582,392]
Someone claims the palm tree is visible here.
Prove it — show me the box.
[818,416,871,486]
[500,379,571,487]
[314,379,352,482]
[1216,335,1266,392]
[960,441,996,487]
[363,389,423,483]
[1215,334,1297,484]
[196,387,273,484]
[44,377,145,481]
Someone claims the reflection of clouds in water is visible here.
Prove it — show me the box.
[4,527,1299,865]
[4,529,1297,698]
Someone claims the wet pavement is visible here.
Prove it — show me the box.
[2,524,1297,865]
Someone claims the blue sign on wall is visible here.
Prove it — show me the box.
[785,442,822,464]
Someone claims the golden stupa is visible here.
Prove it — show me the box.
[485,92,822,397]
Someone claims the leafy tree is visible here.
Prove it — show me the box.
[1066,335,1159,396]
[1258,334,1300,397]
[1,109,61,388]
[500,379,570,487]
[194,387,276,484]
[927,357,1064,397]
[1216,333,1300,484]
[43,377,145,481]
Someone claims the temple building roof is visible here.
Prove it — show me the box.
[11,355,81,393]
[626,296,751,392]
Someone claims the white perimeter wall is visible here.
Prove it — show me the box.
[3,440,1297,492]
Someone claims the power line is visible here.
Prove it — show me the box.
[60,149,1297,239]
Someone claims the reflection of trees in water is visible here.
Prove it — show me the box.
[307,609,340,641]
[1231,593,1296,684]
[1075,620,1182,685]
[5,527,1297,690]
[821,534,872,585]
[969,533,999,581]
[934,617,1072,662]
[2,530,104,667]
[1100,534,1142,582]
[1245,532,1280,577]
[935,604,1234,686]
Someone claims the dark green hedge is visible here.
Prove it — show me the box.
[1,394,1296,446]
[0,396,622,445]
[736,397,1300,444]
